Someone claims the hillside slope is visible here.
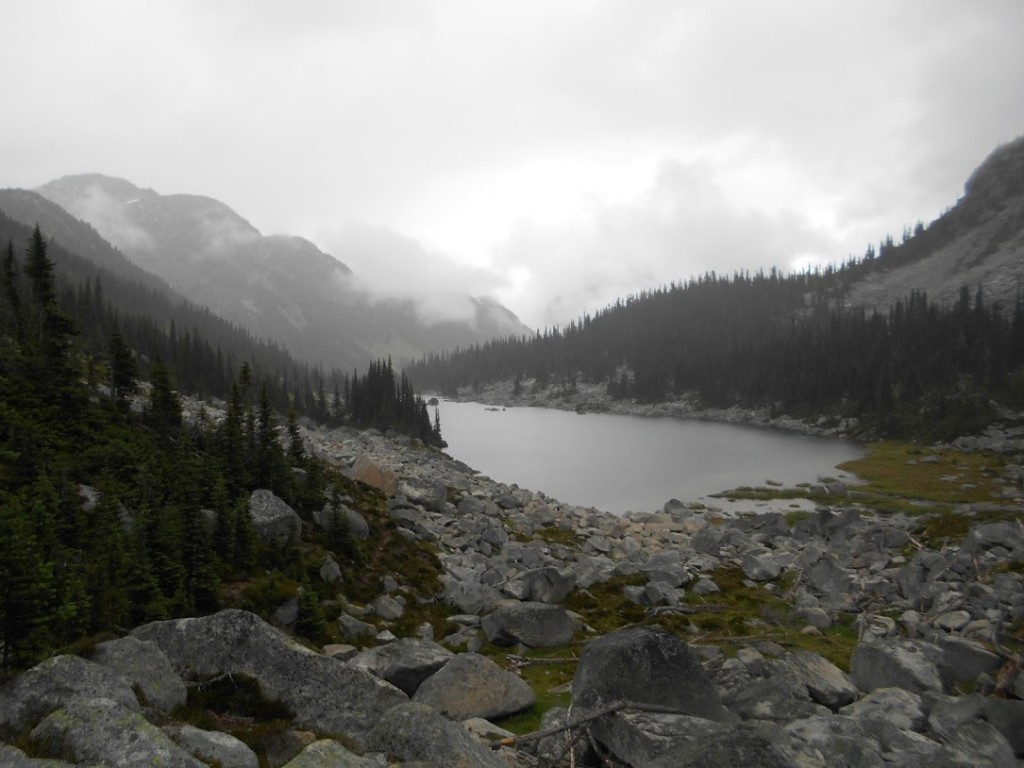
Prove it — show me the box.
[25,175,529,369]
[843,135,1024,312]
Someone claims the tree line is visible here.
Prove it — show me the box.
[407,266,1024,439]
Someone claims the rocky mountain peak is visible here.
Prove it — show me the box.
[963,134,1024,207]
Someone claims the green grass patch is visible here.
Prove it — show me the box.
[533,525,584,547]
[838,442,1008,505]
[482,646,580,735]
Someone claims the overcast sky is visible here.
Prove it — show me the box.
[3,1,1023,329]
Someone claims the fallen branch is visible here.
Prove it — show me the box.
[505,654,579,668]
[490,700,700,750]
[647,604,730,617]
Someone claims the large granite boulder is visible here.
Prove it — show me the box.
[29,697,202,767]
[366,702,508,768]
[280,738,383,767]
[0,743,75,767]
[787,650,857,710]
[412,652,535,720]
[596,711,796,768]
[571,626,731,722]
[850,639,943,695]
[164,724,260,768]
[504,566,577,603]
[481,601,575,648]
[132,609,407,749]
[0,654,140,738]
[91,635,187,714]
[248,489,302,546]
[351,455,398,495]
[941,720,1017,768]
[349,638,454,695]
[315,501,370,540]
[985,697,1024,757]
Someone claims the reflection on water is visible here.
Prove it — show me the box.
[438,401,863,515]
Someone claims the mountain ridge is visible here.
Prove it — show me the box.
[18,174,530,370]
[840,134,1024,312]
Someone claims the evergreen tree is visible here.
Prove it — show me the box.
[108,318,138,411]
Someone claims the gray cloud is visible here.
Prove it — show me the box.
[491,158,836,328]
[321,222,509,325]
[2,1,1023,332]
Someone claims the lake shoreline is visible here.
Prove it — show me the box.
[433,378,857,439]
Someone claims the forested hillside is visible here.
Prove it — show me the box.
[408,267,1024,438]
[0,225,441,673]
[407,139,1024,440]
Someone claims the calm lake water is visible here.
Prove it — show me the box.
[437,400,863,514]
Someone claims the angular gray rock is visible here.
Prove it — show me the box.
[366,701,508,768]
[728,673,828,723]
[930,636,1002,688]
[316,501,370,540]
[985,697,1024,757]
[926,692,987,740]
[248,489,302,546]
[0,743,76,767]
[742,550,782,582]
[941,720,1017,768]
[164,724,259,768]
[349,638,454,695]
[371,594,404,620]
[412,652,535,720]
[839,687,926,732]
[504,566,576,603]
[89,635,187,715]
[571,626,731,723]
[29,697,202,767]
[132,609,407,749]
[280,738,383,767]
[849,639,943,694]
[338,613,378,642]
[596,711,796,768]
[785,714,885,767]
[788,650,856,710]
[0,654,140,738]
[481,601,575,648]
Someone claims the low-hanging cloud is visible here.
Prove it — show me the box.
[491,158,835,329]
[321,222,511,325]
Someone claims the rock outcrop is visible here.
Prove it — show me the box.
[131,609,407,749]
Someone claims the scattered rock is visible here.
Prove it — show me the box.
[29,697,202,767]
[132,609,407,749]
[351,455,399,495]
[90,635,187,714]
[412,652,535,720]
[572,626,731,722]
[279,739,383,768]
[0,654,140,738]
[248,489,302,546]
[367,702,508,768]
[350,638,454,696]
[482,601,575,648]
[850,639,944,695]
[164,724,260,768]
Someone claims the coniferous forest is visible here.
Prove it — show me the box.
[407,263,1024,440]
[0,225,440,674]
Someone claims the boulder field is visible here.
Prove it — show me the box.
[2,422,1022,767]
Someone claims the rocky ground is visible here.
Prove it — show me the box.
[2,413,1023,766]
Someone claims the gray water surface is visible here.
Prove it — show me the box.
[437,400,863,514]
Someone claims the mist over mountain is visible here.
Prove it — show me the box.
[28,174,529,369]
